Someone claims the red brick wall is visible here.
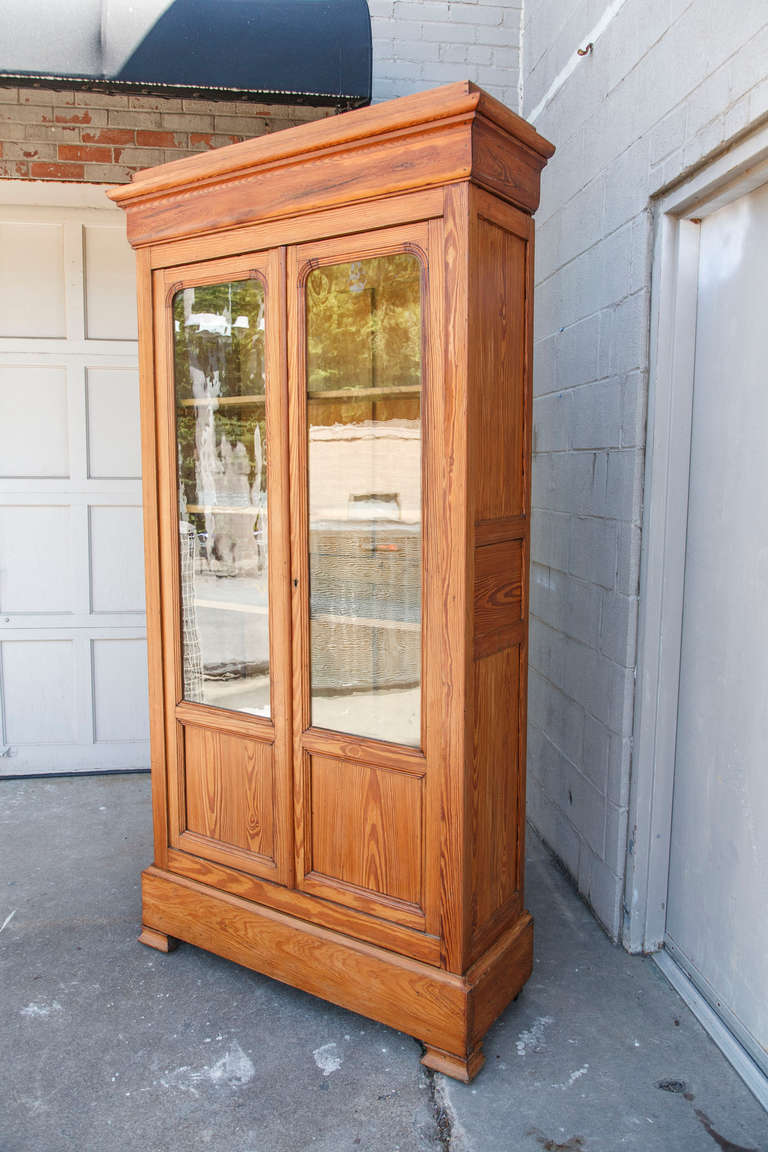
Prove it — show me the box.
[0,86,332,183]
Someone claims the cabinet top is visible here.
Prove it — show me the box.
[109,81,555,248]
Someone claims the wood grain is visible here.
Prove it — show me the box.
[183,724,275,861]
[470,213,528,522]
[138,926,178,953]
[473,538,524,659]
[468,912,534,1044]
[114,82,552,201]
[175,699,274,742]
[474,514,526,548]
[437,182,473,974]
[301,727,426,776]
[464,185,535,960]
[469,647,521,946]
[421,1044,485,1082]
[422,214,446,943]
[135,247,169,870]
[141,865,468,1055]
[109,83,553,249]
[152,256,294,885]
[141,863,533,1081]
[121,123,472,248]
[148,189,444,271]
[166,846,441,963]
[472,115,547,214]
[308,754,424,907]
[265,243,296,889]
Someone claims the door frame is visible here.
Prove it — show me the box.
[151,250,294,887]
[286,221,441,937]
[627,122,768,1105]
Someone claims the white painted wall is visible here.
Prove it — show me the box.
[370,0,523,108]
[522,0,768,940]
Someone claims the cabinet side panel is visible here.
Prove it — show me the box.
[470,647,521,937]
[471,214,527,522]
[467,189,533,962]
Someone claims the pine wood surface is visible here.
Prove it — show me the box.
[165,847,442,965]
[107,82,553,247]
[116,85,553,1081]
[140,866,533,1076]
[136,247,169,871]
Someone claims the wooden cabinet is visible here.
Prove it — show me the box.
[110,81,553,1082]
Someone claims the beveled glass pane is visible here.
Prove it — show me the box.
[306,253,422,747]
[173,279,270,717]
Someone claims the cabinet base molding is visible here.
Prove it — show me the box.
[140,866,533,1081]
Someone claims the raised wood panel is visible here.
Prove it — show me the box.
[473,538,524,660]
[469,646,521,944]
[183,723,276,864]
[470,213,527,522]
[308,754,423,908]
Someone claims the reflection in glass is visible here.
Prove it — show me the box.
[173,279,270,716]
[306,253,422,747]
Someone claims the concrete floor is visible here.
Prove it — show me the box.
[1,773,766,1152]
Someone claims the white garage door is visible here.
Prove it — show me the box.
[0,184,148,775]
[665,180,768,1078]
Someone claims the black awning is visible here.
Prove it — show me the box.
[0,0,372,108]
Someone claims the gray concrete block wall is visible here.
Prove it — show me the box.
[370,0,522,107]
[524,0,768,941]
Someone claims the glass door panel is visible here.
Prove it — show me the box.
[305,252,423,747]
[173,278,270,717]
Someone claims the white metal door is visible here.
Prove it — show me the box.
[0,186,148,775]
[665,180,768,1075]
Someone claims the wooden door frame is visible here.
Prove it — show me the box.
[150,249,294,886]
[627,124,768,1103]
[285,220,442,937]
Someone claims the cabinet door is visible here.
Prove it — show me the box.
[287,224,441,934]
[153,250,293,885]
